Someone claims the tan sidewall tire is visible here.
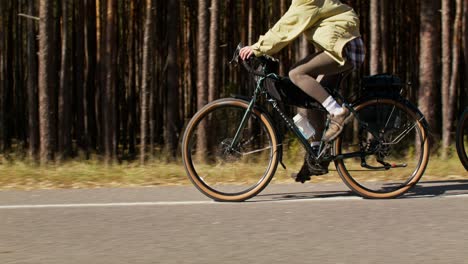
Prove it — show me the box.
[182,98,279,202]
[334,98,430,199]
[455,109,468,170]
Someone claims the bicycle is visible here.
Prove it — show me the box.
[181,44,430,202]
[455,107,468,170]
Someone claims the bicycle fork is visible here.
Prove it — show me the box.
[229,78,264,149]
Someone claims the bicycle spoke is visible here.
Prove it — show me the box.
[182,99,279,202]
[384,122,417,145]
[384,105,397,130]
[335,98,429,198]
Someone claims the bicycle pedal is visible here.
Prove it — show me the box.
[291,173,311,184]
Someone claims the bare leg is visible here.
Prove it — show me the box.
[289,52,352,103]
[289,53,353,182]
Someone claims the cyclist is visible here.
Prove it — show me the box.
[239,0,365,182]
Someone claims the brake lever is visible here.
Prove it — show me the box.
[229,43,244,65]
[229,43,267,77]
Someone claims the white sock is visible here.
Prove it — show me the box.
[322,96,344,116]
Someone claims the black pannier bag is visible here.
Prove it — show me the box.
[266,77,322,109]
[259,56,322,109]
[362,74,404,96]
[359,74,405,131]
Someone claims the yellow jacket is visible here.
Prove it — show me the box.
[252,0,360,65]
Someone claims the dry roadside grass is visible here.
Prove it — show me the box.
[0,155,466,190]
[0,160,188,190]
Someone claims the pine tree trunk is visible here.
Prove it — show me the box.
[84,0,97,155]
[464,0,468,106]
[119,0,129,155]
[0,4,4,153]
[441,0,452,157]
[442,0,463,156]
[3,5,14,151]
[38,0,57,164]
[140,0,153,163]
[96,0,103,154]
[248,0,254,44]
[58,0,72,160]
[27,0,39,160]
[369,0,380,75]
[74,0,86,153]
[380,0,389,73]
[103,0,117,163]
[15,1,27,147]
[419,0,439,148]
[208,0,219,103]
[196,0,209,159]
[187,1,197,118]
[128,0,138,157]
[165,0,180,159]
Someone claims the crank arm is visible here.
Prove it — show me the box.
[360,159,408,170]
[360,163,390,170]
[377,158,408,169]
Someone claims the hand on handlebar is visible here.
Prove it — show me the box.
[239,46,254,60]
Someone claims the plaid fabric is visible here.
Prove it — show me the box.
[344,37,366,69]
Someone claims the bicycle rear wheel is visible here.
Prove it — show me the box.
[182,98,279,202]
[334,98,430,199]
[456,108,468,170]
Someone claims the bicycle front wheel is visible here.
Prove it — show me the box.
[334,98,430,199]
[456,108,468,170]
[182,98,279,202]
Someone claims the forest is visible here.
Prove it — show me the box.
[0,0,466,165]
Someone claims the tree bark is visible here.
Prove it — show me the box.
[58,0,72,160]
[442,0,463,156]
[380,0,389,73]
[165,0,180,159]
[418,0,439,148]
[14,1,27,146]
[103,0,117,163]
[128,0,137,157]
[369,0,380,75]
[27,0,39,160]
[0,3,4,153]
[196,0,209,159]
[208,0,219,103]
[38,0,57,164]
[464,0,468,107]
[140,0,153,163]
[3,4,14,151]
[84,0,97,156]
[248,0,254,44]
[441,0,451,157]
[206,0,219,155]
[74,0,86,153]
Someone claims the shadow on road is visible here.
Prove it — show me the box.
[404,179,468,198]
[254,190,355,202]
[251,179,468,202]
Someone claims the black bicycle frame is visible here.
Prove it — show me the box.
[229,71,419,168]
[229,74,316,159]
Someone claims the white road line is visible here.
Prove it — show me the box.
[442,193,468,199]
[0,193,467,210]
[0,196,361,209]
[0,201,215,209]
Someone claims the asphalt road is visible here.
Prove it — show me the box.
[1,180,468,264]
